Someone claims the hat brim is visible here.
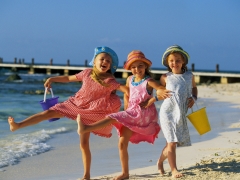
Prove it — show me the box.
[162,48,189,67]
[124,58,152,70]
[89,46,118,73]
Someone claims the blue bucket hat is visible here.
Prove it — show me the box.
[162,45,190,67]
[89,46,119,73]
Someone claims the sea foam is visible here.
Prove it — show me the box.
[0,127,67,168]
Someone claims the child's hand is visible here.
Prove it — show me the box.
[188,97,195,108]
[44,78,52,89]
[139,97,155,108]
[156,89,172,100]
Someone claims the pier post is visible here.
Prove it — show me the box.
[85,60,88,67]
[194,75,200,84]
[28,67,35,74]
[216,64,219,72]
[0,57,3,63]
[122,72,129,79]
[191,63,195,71]
[221,77,228,84]
[64,69,69,76]
[46,68,51,75]
[67,59,70,66]
[50,58,53,65]
[31,58,34,65]
[18,59,22,64]
[14,57,17,64]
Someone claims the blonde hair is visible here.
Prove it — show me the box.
[90,55,114,87]
[166,51,188,72]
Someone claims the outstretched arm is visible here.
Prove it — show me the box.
[148,77,171,100]
[44,75,79,89]
[140,76,171,108]
[117,84,129,97]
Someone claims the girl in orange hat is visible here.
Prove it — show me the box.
[157,45,198,178]
[78,50,171,180]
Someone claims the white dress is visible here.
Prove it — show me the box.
[159,71,192,147]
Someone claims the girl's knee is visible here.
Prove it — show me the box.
[167,142,177,151]
[118,139,128,150]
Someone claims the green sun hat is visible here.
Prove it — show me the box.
[162,45,190,67]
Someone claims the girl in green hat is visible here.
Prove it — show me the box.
[157,45,198,178]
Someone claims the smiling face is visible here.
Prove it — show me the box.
[94,53,112,73]
[129,60,147,80]
[167,53,185,74]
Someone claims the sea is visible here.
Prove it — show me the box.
[0,70,239,178]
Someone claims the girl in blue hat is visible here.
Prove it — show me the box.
[157,45,198,178]
[8,46,128,180]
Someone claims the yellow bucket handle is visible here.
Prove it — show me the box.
[190,95,199,113]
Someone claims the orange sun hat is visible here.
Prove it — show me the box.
[124,50,152,70]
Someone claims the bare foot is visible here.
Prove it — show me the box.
[77,177,90,180]
[8,116,19,132]
[113,173,129,180]
[80,177,90,180]
[172,169,184,178]
[157,159,165,175]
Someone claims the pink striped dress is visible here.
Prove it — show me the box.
[50,69,121,137]
[109,76,160,144]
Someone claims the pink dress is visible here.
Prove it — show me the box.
[50,69,121,137]
[109,75,160,144]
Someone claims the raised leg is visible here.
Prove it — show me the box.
[78,115,116,134]
[8,110,63,131]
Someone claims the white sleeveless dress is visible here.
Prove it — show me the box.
[159,71,192,147]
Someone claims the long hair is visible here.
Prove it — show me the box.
[144,63,153,77]
[90,66,114,87]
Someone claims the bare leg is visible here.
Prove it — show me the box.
[78,115,116,134]
[77,114,81,135]
[157,142,168,175]
[113,126,132,180]
[167,142,183,178]
[79,132,91,180]
[8,110,63,131]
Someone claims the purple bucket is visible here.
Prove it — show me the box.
[40,88,60,122]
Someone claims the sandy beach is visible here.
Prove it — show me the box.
[95,83,240,180]
[1,83,240,180]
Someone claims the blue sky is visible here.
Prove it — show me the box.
[1,0,240,71]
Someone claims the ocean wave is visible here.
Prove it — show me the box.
[0,127,67,168]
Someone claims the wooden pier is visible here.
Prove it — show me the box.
[1,62,240,84]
